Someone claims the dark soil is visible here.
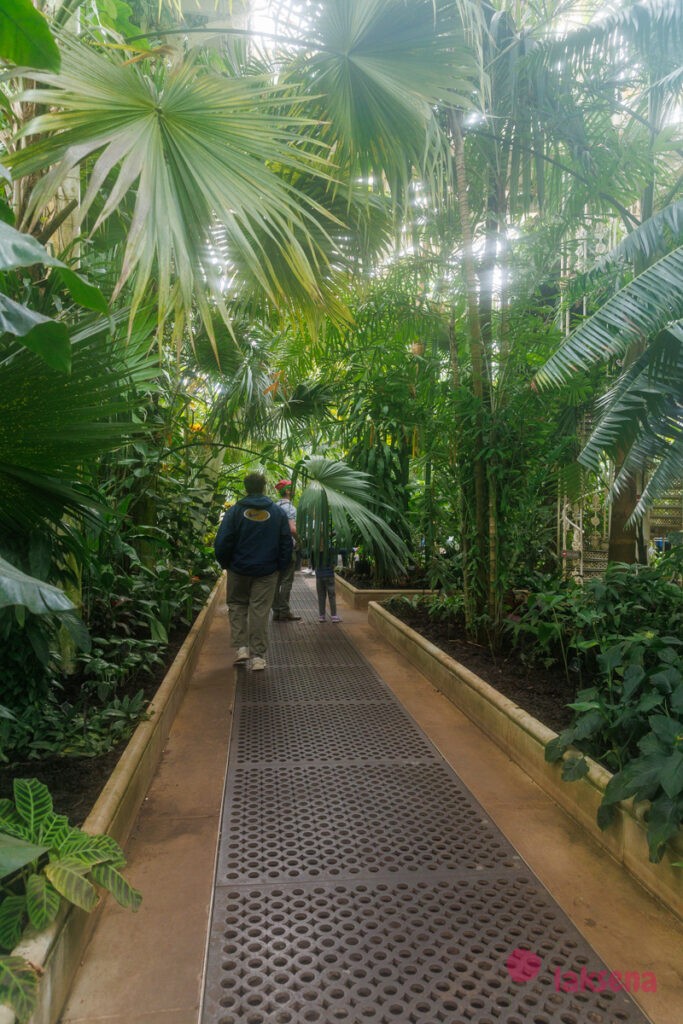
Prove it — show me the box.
[0,627,189,827]
[338,569,431,591]
[385,600,577,734]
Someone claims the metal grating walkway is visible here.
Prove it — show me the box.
[200,581,651,1024]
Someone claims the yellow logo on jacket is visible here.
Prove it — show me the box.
[244,509,271,522]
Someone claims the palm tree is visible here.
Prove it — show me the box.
[7,1,479,339]
[536,215,683,530]
[536,0,683,554]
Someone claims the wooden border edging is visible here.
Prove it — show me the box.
[2,574,226,1024]
[335,573,434,611]
[368,600,683,921]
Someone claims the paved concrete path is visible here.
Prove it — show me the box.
[61,577,682,1024]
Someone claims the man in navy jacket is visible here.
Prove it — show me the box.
[214,472,293,670]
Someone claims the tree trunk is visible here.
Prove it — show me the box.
[449,109,489,626]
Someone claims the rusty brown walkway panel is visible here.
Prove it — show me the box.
[200,582,651,1024]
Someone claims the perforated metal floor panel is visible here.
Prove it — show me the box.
[201,581,651,1024]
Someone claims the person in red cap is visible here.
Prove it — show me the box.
[271,479,301,621]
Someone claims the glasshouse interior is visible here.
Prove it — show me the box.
[0,1,682,1023]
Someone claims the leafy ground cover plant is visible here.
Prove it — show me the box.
[507,548,683,861]
[0,778,141,1022]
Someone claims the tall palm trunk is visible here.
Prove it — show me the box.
[449,109,490,628]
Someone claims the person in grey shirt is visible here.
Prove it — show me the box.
[271,479,301,621]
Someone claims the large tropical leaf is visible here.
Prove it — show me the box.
[0,555,75,614]
[0,220,107,369]
[0,834,48,881]
[536,247,683,388]
[10,35,340,333]
[295,455,409,578]
[283,0,478,201]
[0,0,60,71]
[0,328,155,531]
[0,297,70,371]
[0,220,107,313]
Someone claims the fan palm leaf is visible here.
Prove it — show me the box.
[9,35,339,333]
[295,455,409,580]
[282,0,479,202]
[0,325,156,531]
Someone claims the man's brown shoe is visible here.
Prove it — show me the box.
[278,612,301,621]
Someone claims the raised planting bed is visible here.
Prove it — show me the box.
[368,599,683,922]
[335,572,434,611]
[0,575,226,1024]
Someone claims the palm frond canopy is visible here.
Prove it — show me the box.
[0,327,156,531]
[283,0,480,201]
[295,455,409,578]
[580,327,683,522]
[536,246,683,387]
[9,36,340,332]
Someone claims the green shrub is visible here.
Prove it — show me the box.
[0,778,141,1021]
[506,549,683,862]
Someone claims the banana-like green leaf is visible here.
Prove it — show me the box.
[0,295,71,368]
[13,779,53,836]
[0,0,60,71]
[44,858,98,913]
[91,863,142,911]
[25,874,61,931]
[0,895,26,953]
[0,834,48,880]
[0,555,75,614]
[0,220,61,271]
[0,221,107,314]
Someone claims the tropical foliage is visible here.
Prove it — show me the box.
[0,777,141,1021]
[0,0,681,871]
